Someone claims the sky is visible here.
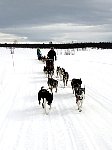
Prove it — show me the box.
[0,0,112,43]
[0,47,112,150]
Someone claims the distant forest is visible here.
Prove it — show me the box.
[0,42,112,49]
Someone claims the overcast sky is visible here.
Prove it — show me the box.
[0,0,112,43]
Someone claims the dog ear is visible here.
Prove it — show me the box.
[41,86,44,90]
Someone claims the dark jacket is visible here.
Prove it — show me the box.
[47,50,57,61]
[37,48,42,60]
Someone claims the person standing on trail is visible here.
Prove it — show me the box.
[47,47,57,61]
[37,48,42,60]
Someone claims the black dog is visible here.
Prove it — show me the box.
[75,86,85,112]
[38,87,53,109]
[47,78,58,92]
[71,78,82,94]
[63,71,69,87]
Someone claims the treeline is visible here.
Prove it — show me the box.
[0,42,112,49]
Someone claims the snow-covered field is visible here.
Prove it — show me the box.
[0,47,112,150]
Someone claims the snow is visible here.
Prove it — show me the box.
[0,47,112,150]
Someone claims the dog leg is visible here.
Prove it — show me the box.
[39,100,41,105]
[63,79,65,87]
[55,86,57,92]
[79,100,82,112]
[42,103,44,108]
[73,88,75,94]
[66,80,67,86]
[49,104,51,110]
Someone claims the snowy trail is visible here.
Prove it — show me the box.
[0,48,112,150]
